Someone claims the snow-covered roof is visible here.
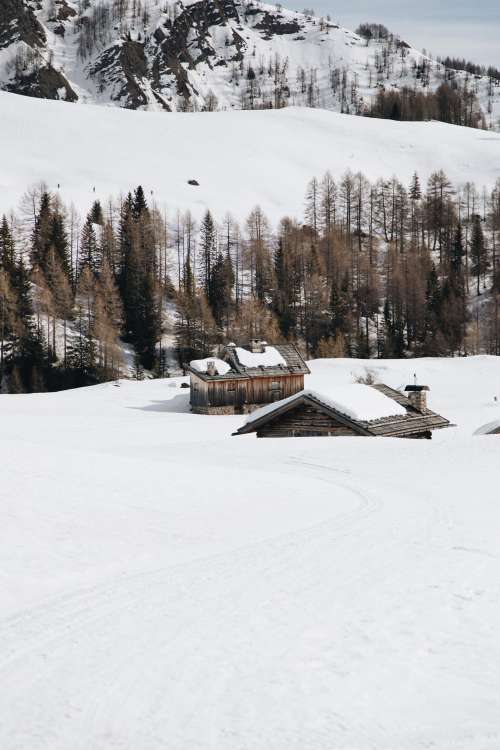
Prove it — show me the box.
[189,357,231,376]
[245,385,407,426]
[188,343,308,379]
[474,419,500,436]
[234,346,286,369]
[224,343,309,376]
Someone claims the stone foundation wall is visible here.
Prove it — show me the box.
[191,404,262,415]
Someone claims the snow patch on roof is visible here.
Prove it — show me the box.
[310,385,407,422]
[190,357,231,376]
[235,346,286,369]
[245,384,407,426]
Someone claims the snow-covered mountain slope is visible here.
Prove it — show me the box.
[0,0,499,127]
[1,355,500,749]
[1,90,500,223]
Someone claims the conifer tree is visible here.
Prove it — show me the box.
[329,272,351,342]
[50,209,71,277]
[67,267,97,382]
[440,222,467,353]
[209,252,228,325]
[0,270,16,385]
[423,263,445,353]
[90,200,104,225]
[470,213,489,295]
[409,172,422,201]
[272,237,292,337]
[119,196,142,345]
[199,211,216,297]
[79,214,99,277]
[11,257,46,390]
[183,257,195,299]
[118,189,161,370]
[0,216,15,276]
[31,192,53,268]
[136,271,161,370]
[132,186,148,219]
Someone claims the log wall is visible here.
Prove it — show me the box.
[256,404,360,438]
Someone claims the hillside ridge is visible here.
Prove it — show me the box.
[0,0,498,127]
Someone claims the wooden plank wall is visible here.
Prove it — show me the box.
[206,374,305,408]
[256,404,360,438]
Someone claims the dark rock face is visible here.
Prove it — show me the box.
[0,0,303,110]
[253,11,301,39]
[54,0,77,23]
[89,40,151,109]
[151,0,243,99]
[4,63,78,101]
[0,0,46,49]
[85,0,245,107]
[162,0,240,69]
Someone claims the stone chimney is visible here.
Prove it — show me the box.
[405,375,430,412]
[250,339,265,354]
[206,360,217,376]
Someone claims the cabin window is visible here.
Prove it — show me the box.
[227,383,236,392]
[269,382,281,391]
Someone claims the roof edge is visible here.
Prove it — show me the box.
[234,392,372,436]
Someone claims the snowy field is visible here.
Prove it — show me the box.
[1,355,500,749]
[1,91,500,223]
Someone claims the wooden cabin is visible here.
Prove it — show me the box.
[188,340,309,415]
[233,382,451,439]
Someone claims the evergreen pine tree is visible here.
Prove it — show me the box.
[409,172,422,201]
[0,216,15,277]
[50,209,71,277]
[10,257,46,390]
[79,214,99,276]
[132,186,148,219]
[90,200,104,225]
[330,272,351,341]
[199,211,216,298]
[208,252,227,325]
[31,192,53,268]
[470,213,489,295]
[0,270,16,383]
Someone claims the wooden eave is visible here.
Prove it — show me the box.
[187,366,249,383]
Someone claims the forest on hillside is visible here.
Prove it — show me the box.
[4,0,498,127]
[1,171,500,393]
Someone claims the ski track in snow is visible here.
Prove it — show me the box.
[1,357,500,748]
[1,459,379,749]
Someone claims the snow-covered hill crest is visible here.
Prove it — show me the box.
[2,90,500,223]
[0,0,499,127]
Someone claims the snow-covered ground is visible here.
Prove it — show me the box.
[1,90,500,223]
[1,355,500,749]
